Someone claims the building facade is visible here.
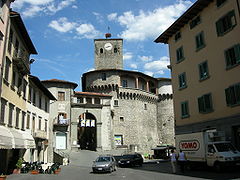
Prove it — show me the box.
[155,0,240,149]
[0,10,54,174]
[42,36,174,156]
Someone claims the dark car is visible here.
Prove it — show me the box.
[118,153,143,167]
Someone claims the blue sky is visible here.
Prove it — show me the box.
[11,0,195,91]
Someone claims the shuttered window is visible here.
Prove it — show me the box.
[198,93,213,113]
[225,83,240,106]
[225,44,240,69]
[216,10,236,36]
[181,101,189,118]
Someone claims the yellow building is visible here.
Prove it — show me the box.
[0,11,37,174]
[155,0,240,149]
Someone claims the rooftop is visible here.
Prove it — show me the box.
[154,0,213,44]
[41,79,78,89]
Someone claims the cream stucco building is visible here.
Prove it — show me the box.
[155,0,240,149]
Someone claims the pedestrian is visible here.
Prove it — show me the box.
[170,149,177,173]
[178,149,187,173]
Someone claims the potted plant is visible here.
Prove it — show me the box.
[0,174,7,180]
[13,158,24,174]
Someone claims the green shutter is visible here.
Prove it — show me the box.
[216,20,223,36]
[234,44,240,63]
[225,88,231,106]
[198,96,204,112]
[235,83,240,104]
[225,49,231,67]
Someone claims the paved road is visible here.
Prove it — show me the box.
[6,150,240,180]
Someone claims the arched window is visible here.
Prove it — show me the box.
[100,48,103,53]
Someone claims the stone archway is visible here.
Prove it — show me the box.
[78,112,97,151]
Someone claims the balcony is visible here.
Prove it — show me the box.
[33,130,47,139]
[12,49,30,75]
[53,118,69,132]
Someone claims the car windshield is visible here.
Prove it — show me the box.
[96,157,111,162]
[122,155,134,159]
[214,143,237,152]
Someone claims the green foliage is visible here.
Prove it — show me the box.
[16,158,24,169]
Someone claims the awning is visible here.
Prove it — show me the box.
[0,126,14,149]
[9,128,26,149]
[22,131,36,149]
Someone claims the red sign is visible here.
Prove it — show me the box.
[179,140,200,151]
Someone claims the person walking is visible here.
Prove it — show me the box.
[170,149,177,173]
[178,150,187,173]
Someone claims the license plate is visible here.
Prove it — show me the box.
[98,168,103,170]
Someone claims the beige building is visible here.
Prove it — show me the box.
[0,10,51,175]
[155,0,240,149]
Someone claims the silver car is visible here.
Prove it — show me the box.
[92,156,117,173]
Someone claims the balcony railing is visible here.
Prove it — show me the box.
[12,49,30,74]
[54,118,69,126]
[33,130,47,139]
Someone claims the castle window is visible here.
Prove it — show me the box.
[77,97,83,103]
[94,98,100,104]
[114,100,119,106]
[120,116,124,122]
[58,91,65,101]
[100,48,103,53]
[114,48,118,53]
[144,104,147,110]
[86,97,92,104]
[122,80,128,87]
[101,73,106,80]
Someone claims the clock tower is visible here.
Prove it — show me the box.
[94,34,123,70]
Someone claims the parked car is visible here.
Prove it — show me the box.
[118,153,143,167]
[92,155,117,173]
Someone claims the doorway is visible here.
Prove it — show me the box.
[78,112,96,151]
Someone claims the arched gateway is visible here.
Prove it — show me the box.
[78,113,97,151]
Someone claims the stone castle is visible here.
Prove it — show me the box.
[42,36,174,158]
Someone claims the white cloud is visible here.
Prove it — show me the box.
[48,17,76,33]
[48,17,100,39]
[144,71,154,77]
[93,12,104,24]
[72,5,78,9]
[123,52,133,61]
[144,56,170,75]
[76,24,101,39]
[107,13,117,21]
[108,0,192,41]
[129,63,138,69]
[139,55,153,62]
[12,0,76,18]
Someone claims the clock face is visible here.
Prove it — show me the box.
[104,43,113,51]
